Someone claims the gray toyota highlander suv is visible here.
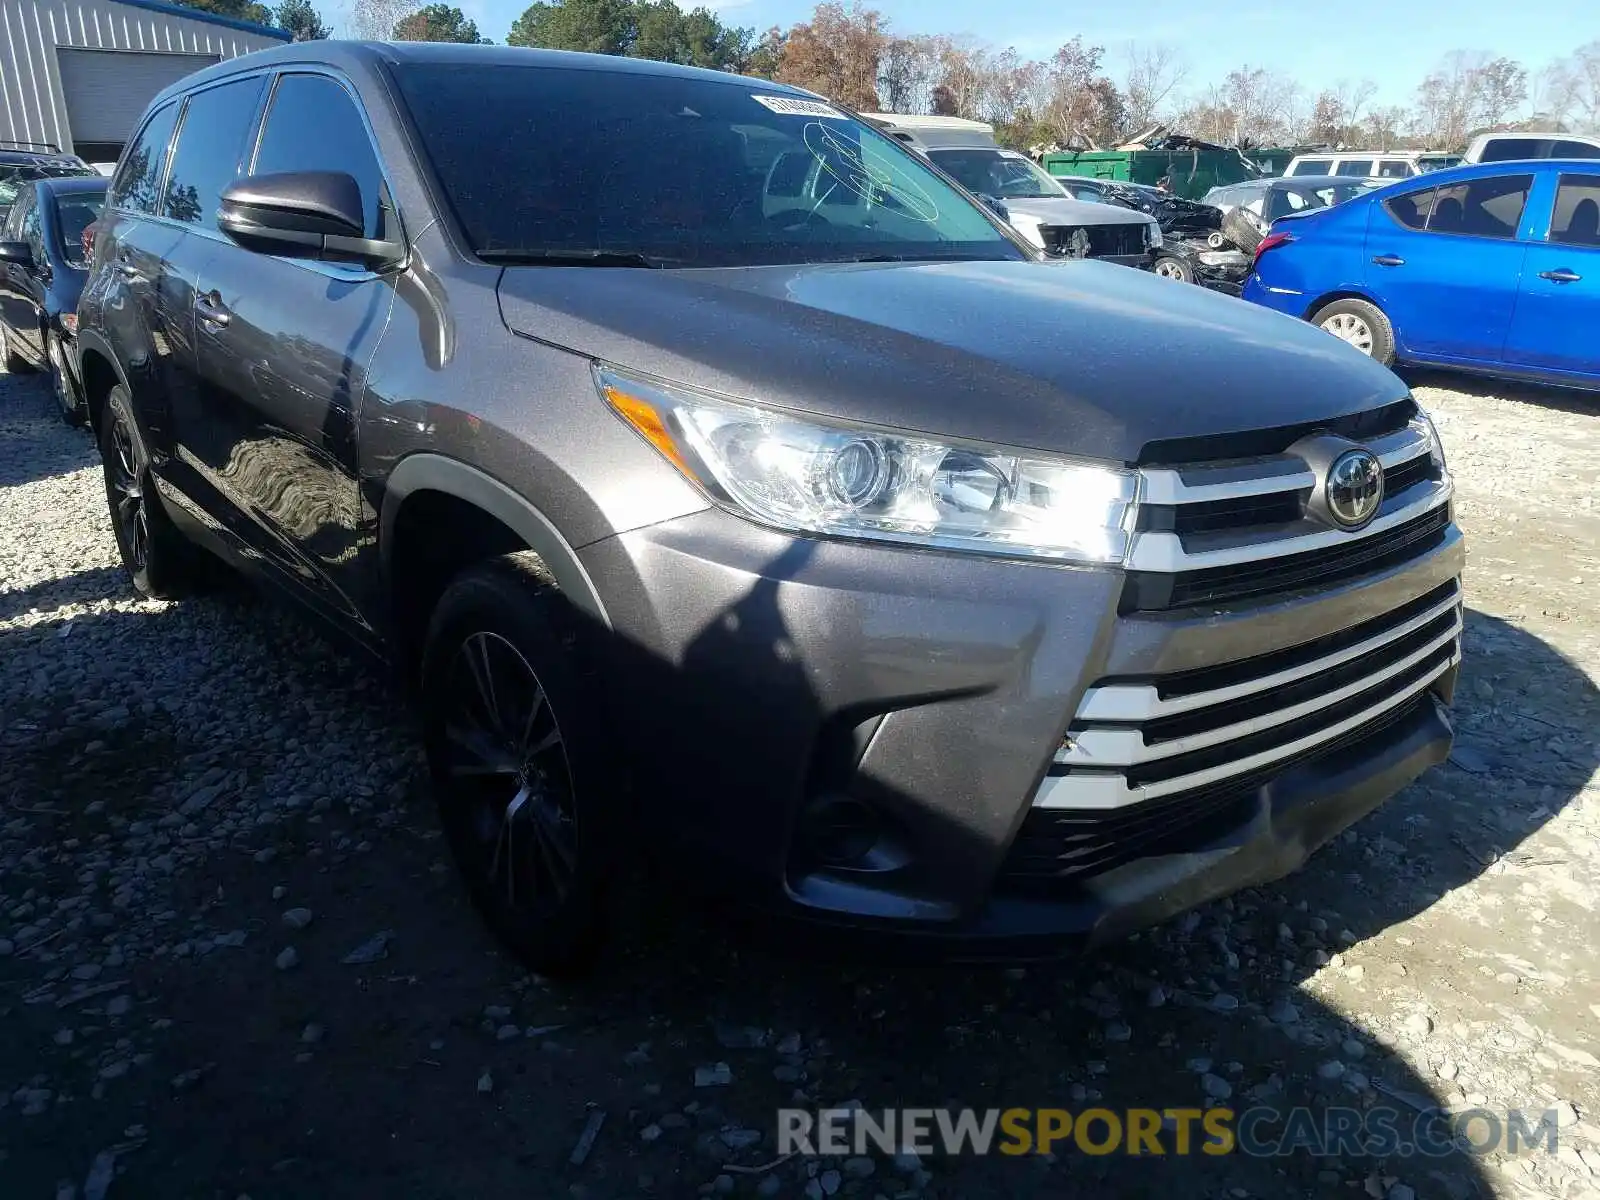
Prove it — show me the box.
[75,42,1463,972]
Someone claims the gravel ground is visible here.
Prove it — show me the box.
[1,362,1597,1200]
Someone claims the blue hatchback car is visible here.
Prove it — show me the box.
[1242,160,1600,389]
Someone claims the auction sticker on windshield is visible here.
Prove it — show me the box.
[751,95,847,119]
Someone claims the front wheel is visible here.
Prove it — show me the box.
[1153,254,1195,283]
[1311,298,1396,366]
[1,323,33,374]
[421,552,612,975]
[48,334,85,426]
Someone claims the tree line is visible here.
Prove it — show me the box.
[172,0,1600,153]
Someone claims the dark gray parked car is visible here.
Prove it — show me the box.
[75,42,1464,973]
[0,174,107,423]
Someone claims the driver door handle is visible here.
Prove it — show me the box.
[1539,268,1581,283]
[115,253,140,279]
[1372,255,1405,267]
[195,291,231,328]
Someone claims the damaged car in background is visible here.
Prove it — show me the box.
[862,115,1161,267]
[1205,175,1385,255]
[1054,174,1251,292]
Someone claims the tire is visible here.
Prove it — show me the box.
[1153,254,1196,283]
[421,552,611,975]
[1,323,34,373]
[47,334,85,427]
[1310,298,1396,367]
[1221,207,1264,255]
[98,385,205,599]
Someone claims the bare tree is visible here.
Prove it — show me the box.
[1538,41,1600,132]
[1362,105,1407,149]
[346,0,419,38]
[1119,42,1188,133]
[877,34,942,113]
[1476,56,1529,127]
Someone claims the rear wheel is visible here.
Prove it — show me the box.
[421,552,611,975]
[98,386,205,599]
[1311,297,1396,366]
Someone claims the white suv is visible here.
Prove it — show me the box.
[1282,151,1459,180]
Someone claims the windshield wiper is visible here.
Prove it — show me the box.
[478,249,663,268]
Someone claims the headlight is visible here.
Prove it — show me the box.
[1007,212,1047,249]
[1147,225,1163,249]
[599,367,1139,565]
[1416,408,1447,474]
[59,312,78,336]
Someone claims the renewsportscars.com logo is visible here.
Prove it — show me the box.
[777,1106,1565,1159]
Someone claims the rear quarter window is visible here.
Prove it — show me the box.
[1384,188,1436,230]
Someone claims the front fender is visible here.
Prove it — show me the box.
[380,453,612,629]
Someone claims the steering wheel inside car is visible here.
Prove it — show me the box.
[763,209,834,234]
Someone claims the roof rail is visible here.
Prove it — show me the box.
[1,140,63,153]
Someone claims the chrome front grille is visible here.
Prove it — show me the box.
[1032,580,1462,813]
[1125,415,1453,611]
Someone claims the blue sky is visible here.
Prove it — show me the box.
[442,0,1585,110]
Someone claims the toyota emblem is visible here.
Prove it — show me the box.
[1326,449,1384,530]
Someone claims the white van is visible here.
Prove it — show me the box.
[1463,132,1600,164]
[1281,150,1460,180]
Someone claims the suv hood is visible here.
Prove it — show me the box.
[1004,196,1154,227]
[497,259,1406,462]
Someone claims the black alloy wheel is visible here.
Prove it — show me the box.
[438,630,579,914]
[422,552,609,975]
[98,386,203,599]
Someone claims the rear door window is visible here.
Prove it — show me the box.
[1424,174,1533,238]
[163,76,266,230]
[1478,137,1546,163]
[1335,159,1375,177]
[1377,159,1412,178]
[111,102,180,215]
[1550,174,1600,246]
[1291,158,1330,176]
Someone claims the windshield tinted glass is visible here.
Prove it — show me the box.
[393,63,1021,267]
[926,149,1063,199]
[54,187,106,267]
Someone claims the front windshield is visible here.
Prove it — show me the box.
[55,188,106,267]
[926,149,1066,200]
[393,64,1025,268]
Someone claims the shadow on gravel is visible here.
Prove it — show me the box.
[1,560,1594,1199]
[1398,367,1600,416]
[0,566,129,624]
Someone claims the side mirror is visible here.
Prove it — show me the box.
[218,171,403,270]
[0,240,33,268]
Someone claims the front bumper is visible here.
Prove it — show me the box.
[580,504,1462,953]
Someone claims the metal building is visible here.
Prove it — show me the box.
[0,0,288,164]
